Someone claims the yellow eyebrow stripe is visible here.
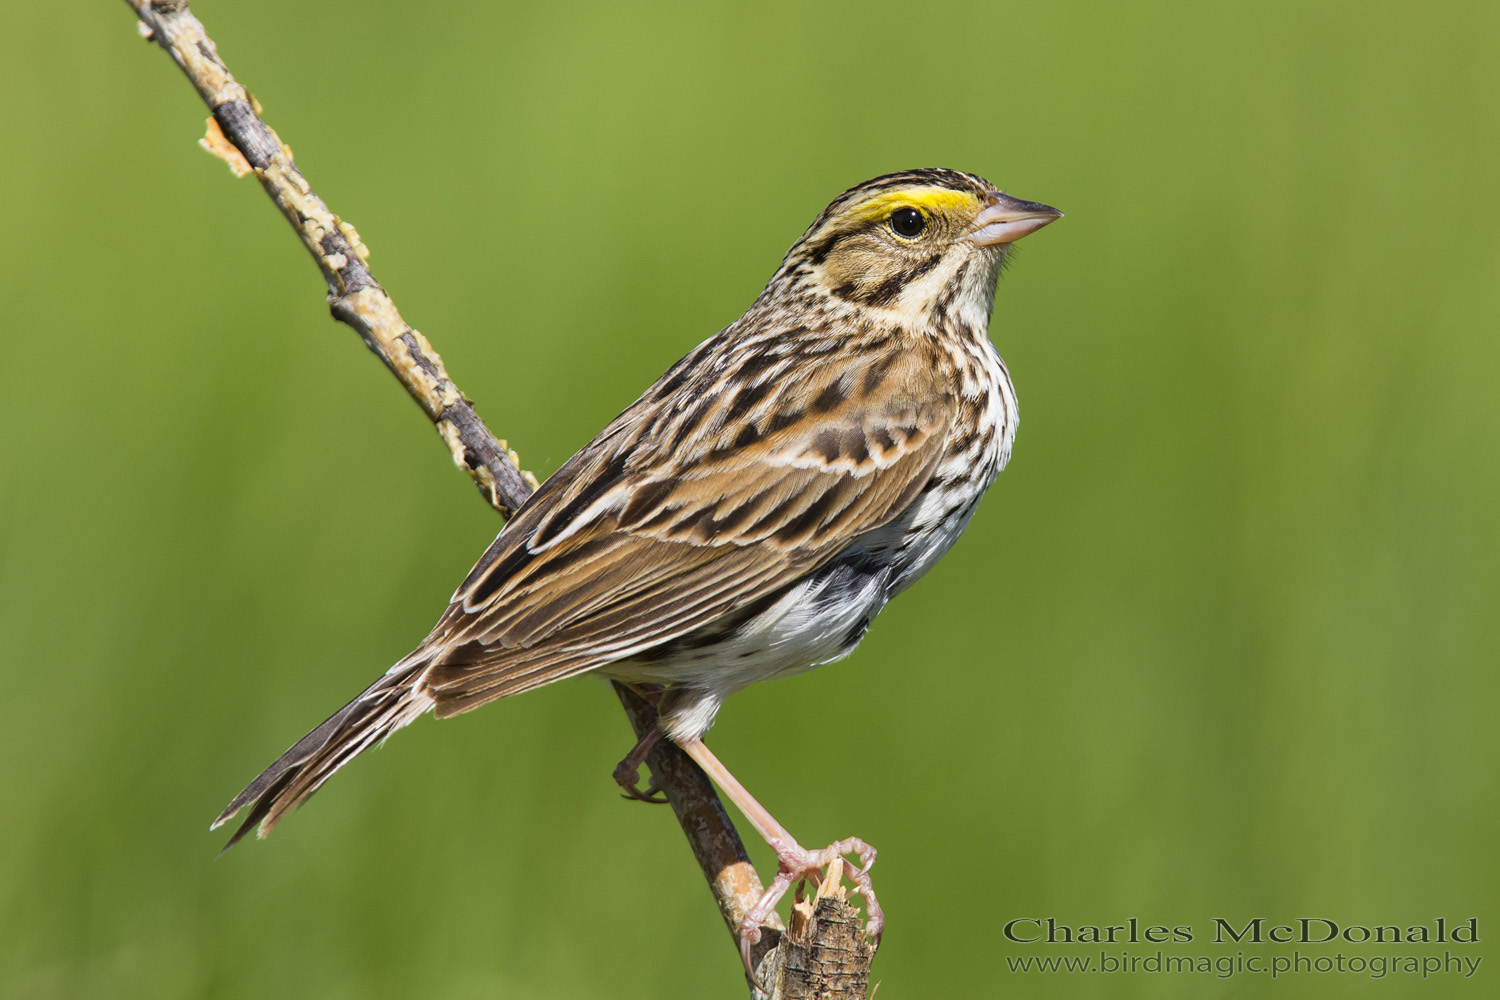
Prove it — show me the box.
[841,187,981,226]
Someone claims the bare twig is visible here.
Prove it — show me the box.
[128,0,535,517]
[124,2,871,994]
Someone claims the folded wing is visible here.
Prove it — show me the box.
[422,339,954,715]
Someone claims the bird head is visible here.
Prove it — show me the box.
[772,168,1061,326]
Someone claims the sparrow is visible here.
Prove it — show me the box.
[214,167,1061,967]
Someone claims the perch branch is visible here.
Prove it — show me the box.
[124,2,873,995]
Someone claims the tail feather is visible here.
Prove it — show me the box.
[212,660,435,851]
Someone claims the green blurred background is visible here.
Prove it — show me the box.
[2,1,1496,997]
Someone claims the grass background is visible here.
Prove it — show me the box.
[2,1,1496,997]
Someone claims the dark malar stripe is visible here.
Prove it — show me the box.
[908,252,943,281]
[855,252,946,307]
[860,272,908,307]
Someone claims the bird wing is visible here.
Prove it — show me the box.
[420,340,953,716]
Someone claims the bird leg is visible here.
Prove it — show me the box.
[612,726,669,804]
[675,737,883,977]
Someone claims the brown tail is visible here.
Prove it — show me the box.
[212,657,436,852]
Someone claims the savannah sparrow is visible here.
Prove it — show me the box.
[214,167,1060,962]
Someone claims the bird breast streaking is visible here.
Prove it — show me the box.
[213,167,1061,970]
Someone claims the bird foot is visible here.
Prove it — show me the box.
[612,727,669,804]
[614,768,668,804]
[737,836,882,978]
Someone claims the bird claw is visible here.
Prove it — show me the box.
[615,770,669,804]
[612,727,669,804]
[737,836,883,983]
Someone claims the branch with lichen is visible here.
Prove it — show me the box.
[123,2,874,996]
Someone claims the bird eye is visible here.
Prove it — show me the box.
[888,207,926,239]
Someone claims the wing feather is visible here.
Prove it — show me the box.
[417,341,954,717]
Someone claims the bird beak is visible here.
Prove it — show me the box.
[967,192,1063,247]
